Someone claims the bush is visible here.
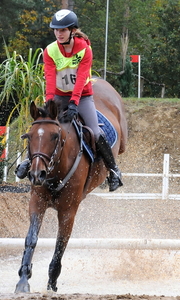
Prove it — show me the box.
[0,46,45,144]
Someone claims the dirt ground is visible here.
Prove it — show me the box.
[0,101,180,300]
[0,294,179,300]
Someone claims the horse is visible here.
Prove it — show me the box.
[15,77,127,293]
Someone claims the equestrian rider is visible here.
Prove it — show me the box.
[16,9,123,192]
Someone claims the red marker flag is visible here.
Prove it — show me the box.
[130,55,139,63]
[0,126,6,160]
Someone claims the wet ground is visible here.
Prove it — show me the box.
[1,189,180,298]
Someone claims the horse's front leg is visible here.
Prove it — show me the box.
[15,194,46,293]
[47,207,77,292]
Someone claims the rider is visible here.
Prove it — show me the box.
[16,9,123,192]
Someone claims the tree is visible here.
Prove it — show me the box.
[139,0,180,97]
[1,0,180,97]
[6,0,59,57]
[61,0,74,9]
[0,0,34,59]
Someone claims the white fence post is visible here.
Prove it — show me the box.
[3,126,10,182]
[15,151,21,182]
[162,154,170,200]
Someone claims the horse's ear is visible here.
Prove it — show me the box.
[30,101,41,120]
[46,100,58,120]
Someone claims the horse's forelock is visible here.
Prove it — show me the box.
[33,102,57,120]
[44,100,57,120]
[39,107,48,118]
[37,102,55,118]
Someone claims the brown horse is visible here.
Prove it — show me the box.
[15,78,127,293]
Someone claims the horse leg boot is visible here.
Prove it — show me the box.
[47,209,76,292]
[96,134,123,192]
[15,213,41,293]
[47,238,66,292]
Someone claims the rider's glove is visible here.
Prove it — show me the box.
[63,101,78,122]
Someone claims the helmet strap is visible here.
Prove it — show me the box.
[60,30,73,45]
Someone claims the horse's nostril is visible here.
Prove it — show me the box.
[27,171,33,183]
[28,170,47,185]
[39,170,47,183]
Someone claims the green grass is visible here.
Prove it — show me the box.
[122,97,180,112]
[123,97,180,104]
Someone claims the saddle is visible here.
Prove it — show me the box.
[74,110,117,163]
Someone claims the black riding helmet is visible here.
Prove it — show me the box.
[50,9,78,29]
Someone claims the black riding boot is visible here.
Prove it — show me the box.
[96,134,123,192]
[15,159,30,179]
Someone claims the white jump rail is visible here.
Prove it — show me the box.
[1,238,180,250]
[92,154,180,200]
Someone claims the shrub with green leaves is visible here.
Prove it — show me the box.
[0,46,45,138]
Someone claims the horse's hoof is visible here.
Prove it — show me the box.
[47,282,57,292]
[15,276,30,293]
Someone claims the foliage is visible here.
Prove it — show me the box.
[0,46,44,140]
[144,0,180,97]
[0,0,34,59]
[74,0,180,97]
[1,0,180,98]
[0,0,59,59]
[119,58,134,97]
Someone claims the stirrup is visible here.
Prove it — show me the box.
[108,167,123,192]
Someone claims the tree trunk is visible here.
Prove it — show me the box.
[61,0,74,10]
[121,3,129,70]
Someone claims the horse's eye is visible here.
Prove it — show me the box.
[21,133,29,140]
[51,133,59,141]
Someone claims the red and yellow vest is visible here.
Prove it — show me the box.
[47,41,90,92]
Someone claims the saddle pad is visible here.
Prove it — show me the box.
[97,110,117,148]
[81,110,117,162]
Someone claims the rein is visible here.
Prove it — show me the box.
[54,120,83,192]
[7,147,27,175]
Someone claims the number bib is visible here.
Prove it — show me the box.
[56,68,77,92]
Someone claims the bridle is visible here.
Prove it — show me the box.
[28,119,62,175]
[28,118,83,193]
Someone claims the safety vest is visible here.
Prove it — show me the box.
[47,41,90,92]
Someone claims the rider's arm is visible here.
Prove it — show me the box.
[70,45,93,105]
[43,48,57,101]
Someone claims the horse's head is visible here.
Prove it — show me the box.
[23,101,61,186]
